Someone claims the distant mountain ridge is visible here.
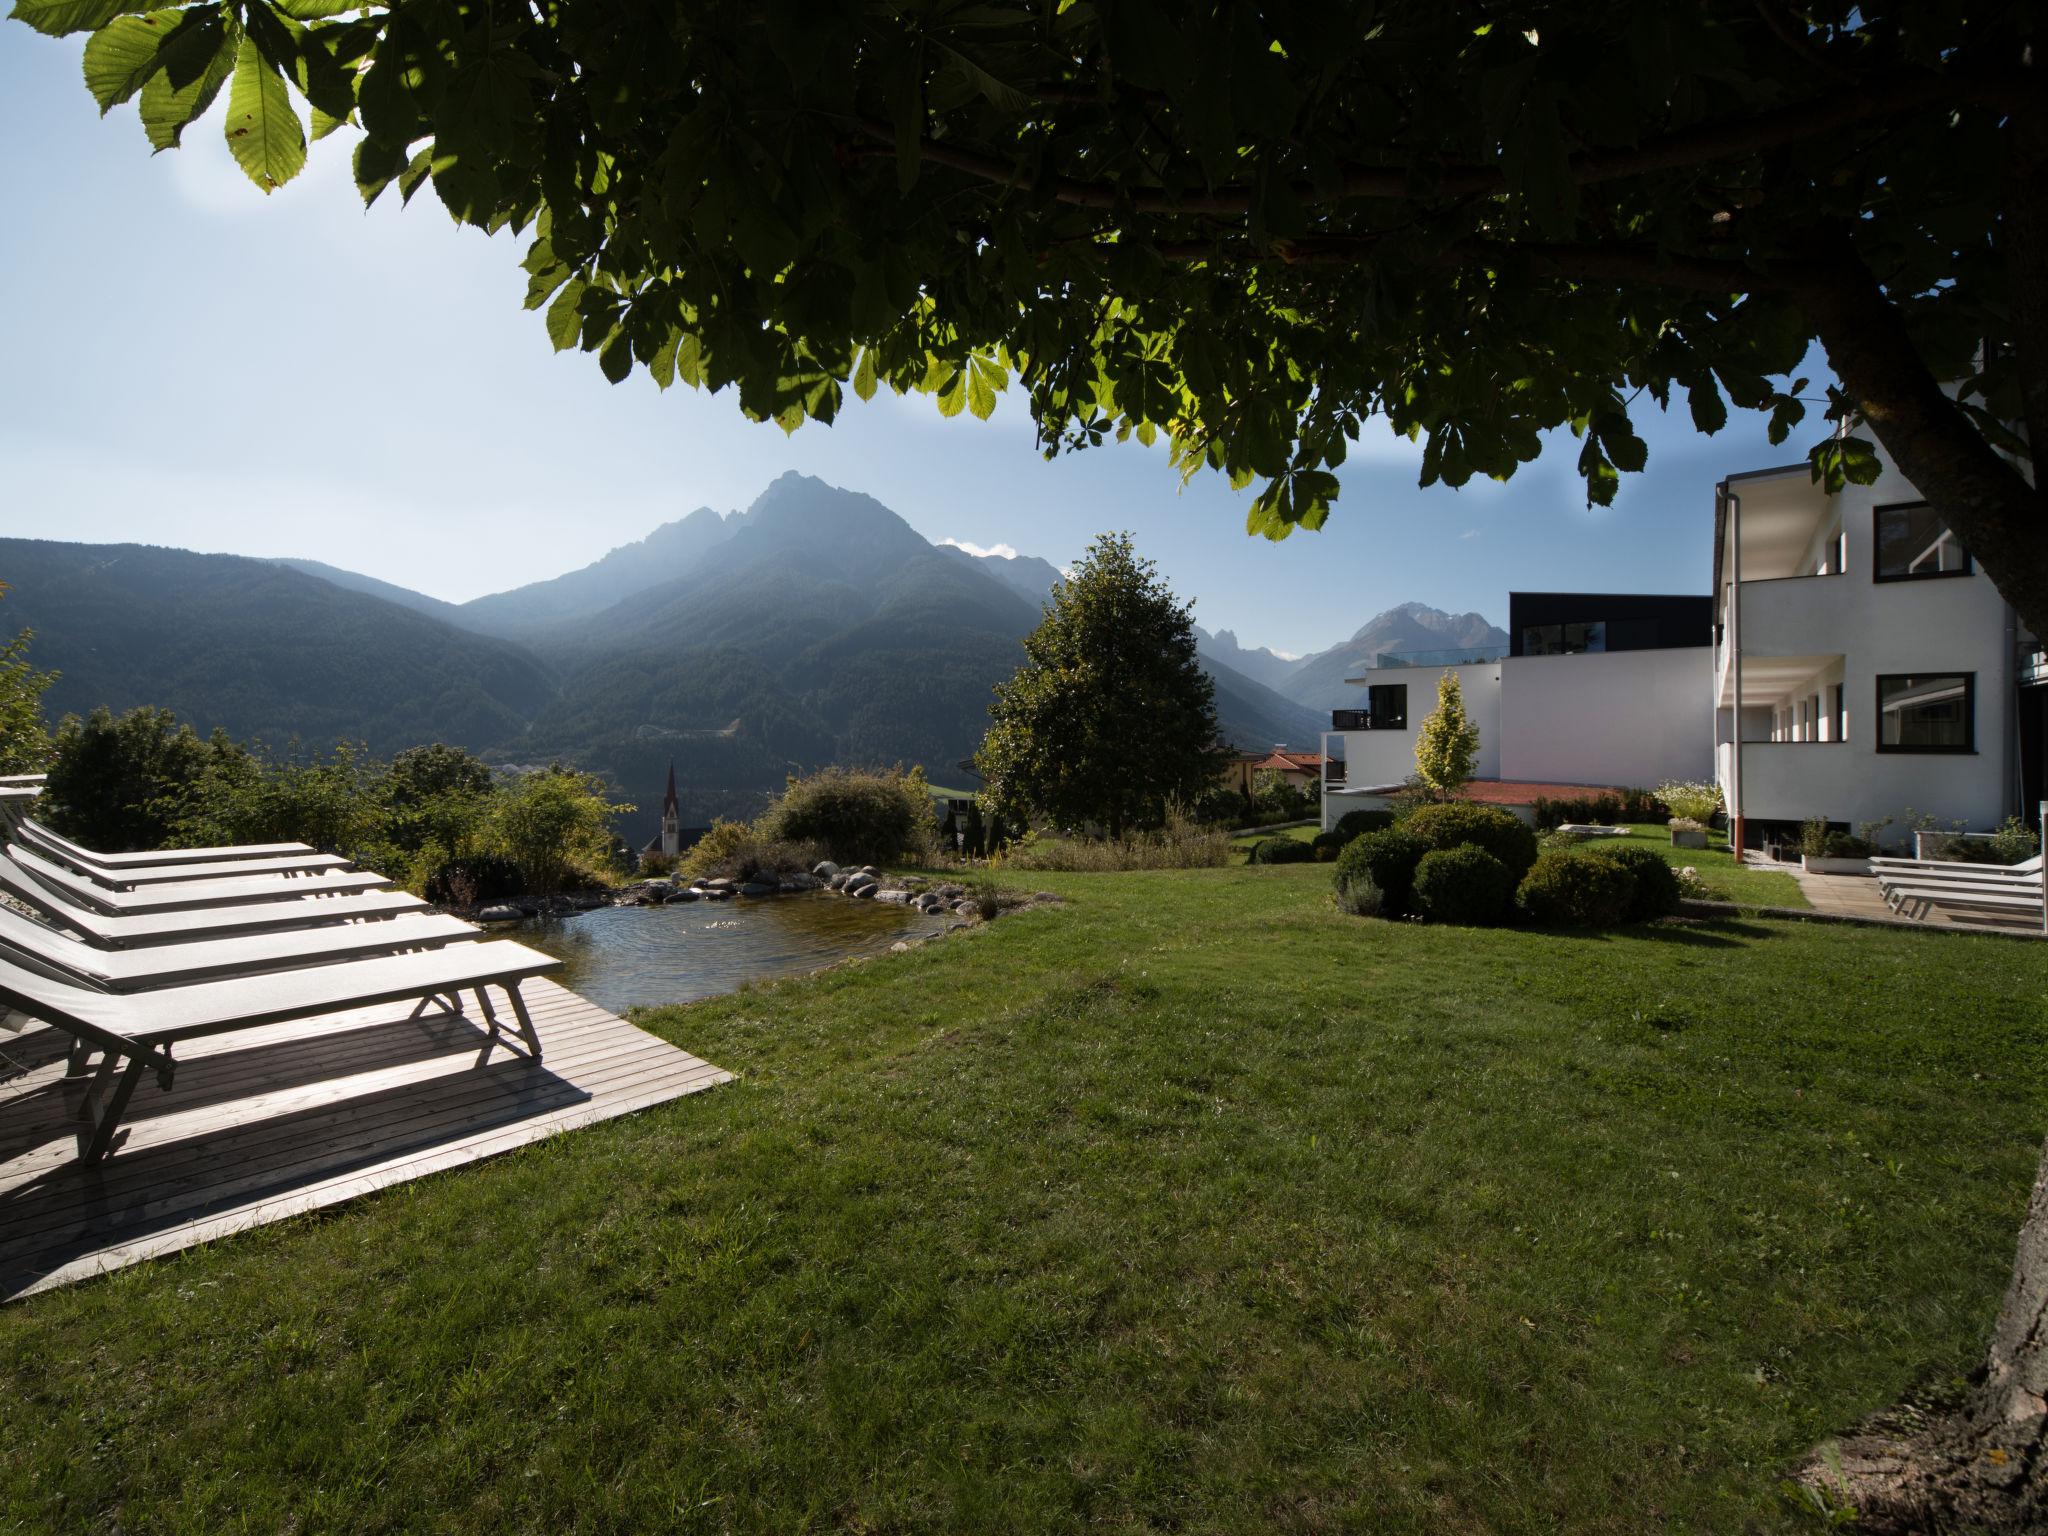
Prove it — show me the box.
[10,477,1328,839]
[1275,602,1508,712]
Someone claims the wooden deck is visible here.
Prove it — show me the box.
[0,979,730,1301]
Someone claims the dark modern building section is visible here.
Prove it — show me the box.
[1507,592,1714,658]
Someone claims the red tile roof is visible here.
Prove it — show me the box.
[1252,750,1323,772]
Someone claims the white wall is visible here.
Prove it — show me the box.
[1716,449,2020,834]
[1321,661,1502,794]
[1497,648,1713,788]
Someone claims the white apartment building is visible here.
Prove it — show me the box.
[1715,448,2041,850]
[1320,592,1715,827]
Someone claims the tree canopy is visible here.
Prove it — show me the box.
[975,531,1217,836]
[19,1,2044,625]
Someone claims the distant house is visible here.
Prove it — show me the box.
[1248,749,1324,791]
[1320,591,1713,828]
[1714,446,2043,850]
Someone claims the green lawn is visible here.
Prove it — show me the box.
[5,864,2041,1532]
[1604,821,1808,908]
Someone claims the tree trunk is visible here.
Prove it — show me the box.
[1786,198,2047,1528]
[1791,231,2048,641]
[1803,1139,2048,1532]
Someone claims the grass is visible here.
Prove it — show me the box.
[1597,821,1808,908]
[5,863,2042,1531]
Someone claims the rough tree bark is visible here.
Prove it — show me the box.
[1786,126,2047,1522]
[1803,1153,2048,1532]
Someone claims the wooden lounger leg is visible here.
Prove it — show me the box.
[471,985,542,1061]
[505,984,543,1061]
[80,1054,149,1164]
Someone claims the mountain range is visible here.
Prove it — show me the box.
[4,477,1504,836]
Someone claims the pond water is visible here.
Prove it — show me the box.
[513,893,950,1015]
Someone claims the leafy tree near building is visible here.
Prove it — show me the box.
[975,533,1219,839]
[1412,673,1481,801]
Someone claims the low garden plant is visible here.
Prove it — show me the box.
[1250,835,1316,865]
[1337,827,1429,919]
[1400,801,1539,880]
[1516,849,1637,927]
[1000,815,1234,872]
[1657,779,1724,826]
[1585,843,1685,922]
[1411,844,1517,926]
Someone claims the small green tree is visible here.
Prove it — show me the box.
[974,533,1220,839]
[491,766,629,893]
[1413,672,1481,801]
[46,706,237,851]
[0,585,56,774]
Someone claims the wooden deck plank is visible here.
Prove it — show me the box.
[0,979,730,1300]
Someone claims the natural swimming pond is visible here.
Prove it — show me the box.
[513,893,950,1015]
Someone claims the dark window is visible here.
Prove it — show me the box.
[1522,621,1607,656]
[1830,684,1845,743]
[1876,673,1974,753]
[1875,503,1971,581]
[1368,684,1407,729]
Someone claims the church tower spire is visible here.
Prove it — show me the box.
[660,759,680,858]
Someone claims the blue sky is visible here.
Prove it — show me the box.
[0,33,1824,659]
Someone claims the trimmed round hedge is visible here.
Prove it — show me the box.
[1412,845,1516,926]
[1332,808,1398,842]
[1309,830,1348,862]
[1516,850,1636,927]
[1250,836,1316,865]
[1335,827,1430,918]
[1401,802,1540,879]
[1586,843,1684,921]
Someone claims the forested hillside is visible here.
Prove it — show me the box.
[0,539,555,756]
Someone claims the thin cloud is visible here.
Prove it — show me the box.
[940,537,1021,560]
[1458,529,1482,541]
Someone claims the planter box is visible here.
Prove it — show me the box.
[1670,826,1708,849]
[1801,854,1873,875]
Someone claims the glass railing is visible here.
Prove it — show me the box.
[1373,643,1508,669]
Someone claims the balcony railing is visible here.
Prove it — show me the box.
[1330,709,1406,731]
[1373,643,1508,669]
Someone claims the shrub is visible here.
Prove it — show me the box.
[999,815,1233,872]
[1336,827,1429,918]
[1516,850,1636,928]
[1332,808,1397,841]
[1250,835,1315,864]
[423,852,524,908]
[753,767,937,867]
[1618,787,1664,822]
[1941,820,2041,866]
[491,767,625,892]
[1412,845,1516,925]
[1585,844,1684,921]
[1334,868,1385,917]
[1309,830,1347,862]
[1401,802,1540,879]
[1531,792,1623,830]
[1657,780,1724,824]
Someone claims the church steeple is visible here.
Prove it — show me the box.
[660,759,680,857]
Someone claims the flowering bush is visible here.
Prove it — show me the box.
[1656,780,1723,825]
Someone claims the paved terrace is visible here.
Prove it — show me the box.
[0,979,729,1301]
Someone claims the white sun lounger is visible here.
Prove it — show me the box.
[9,846,390,916]
[0,854,427,948]
[1871,852,2042,879]
[0,900,481,992]
[17,815,315,866]
[25,844,354,887]
[0,942,559,1162]
[0,773,47,786]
